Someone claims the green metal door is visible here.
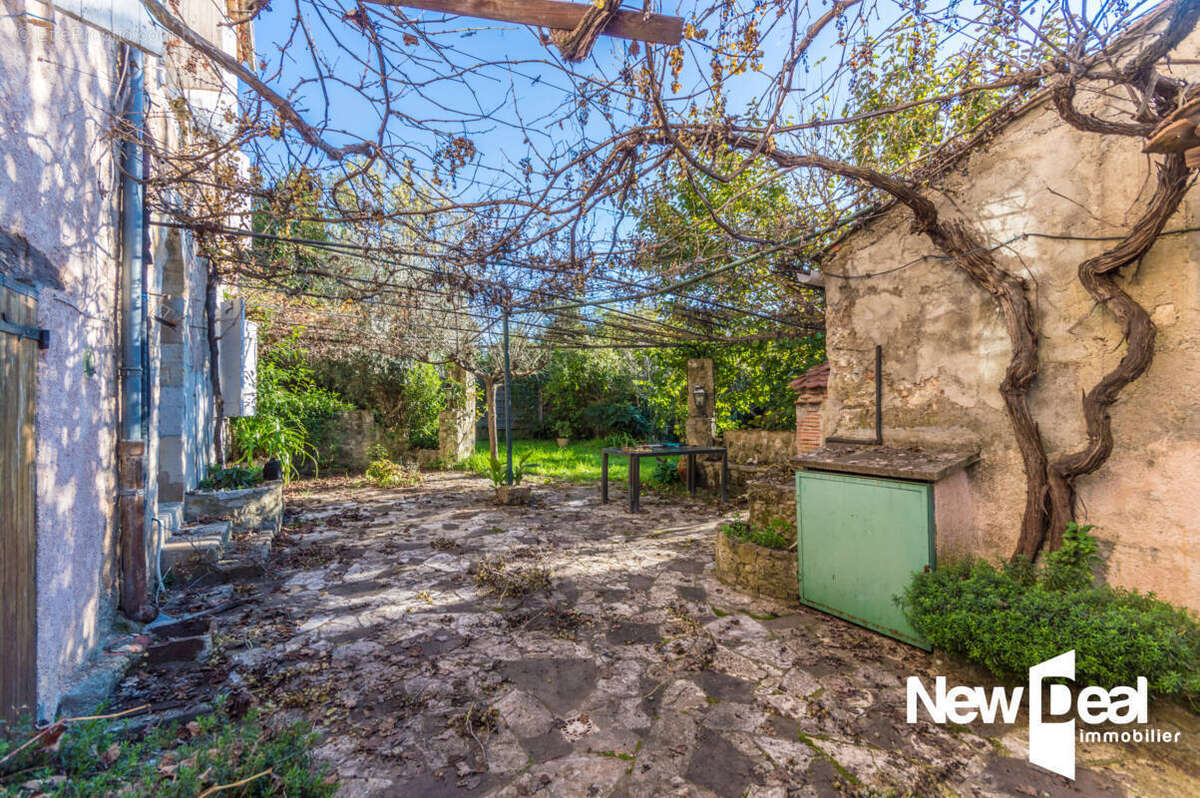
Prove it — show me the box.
[796,470,933,649]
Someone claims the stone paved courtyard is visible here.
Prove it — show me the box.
[112,473,1200,797]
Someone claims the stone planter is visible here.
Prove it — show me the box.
[746,479,796,545]
[495,485,531,505]
[714,528,798,601]
[556,437,569,448]
[185,480,283,537]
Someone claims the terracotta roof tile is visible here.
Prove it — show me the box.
[789,361,829,392]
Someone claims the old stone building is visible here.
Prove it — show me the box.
[817,36,1200,611]
[1,0,255,719]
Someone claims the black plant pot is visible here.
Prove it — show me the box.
[262,458,282,482]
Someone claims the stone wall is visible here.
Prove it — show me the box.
[1,0,242,718]
[714,529,798,601]
[313,410,384,472]
[438,365,476,465]
[822,55,1200,609]
[746,480,796,545]
[722,430,794,466]
[185,481,283,537]
[3,10,124,718]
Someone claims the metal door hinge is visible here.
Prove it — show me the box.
[0,312,49,349]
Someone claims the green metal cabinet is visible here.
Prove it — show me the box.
[796,470,933,649]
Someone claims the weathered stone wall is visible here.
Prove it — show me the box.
[313,410,384,472]
[823,72,1200,609]
[438,365,477,465]
[185,481,283,537]
[722,430,794,466]
[746,481,796,544]
[2,10,124,718]
[714,529,798,601]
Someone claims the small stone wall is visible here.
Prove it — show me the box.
[746,480,796,544]
[722,430,794,465]
[313,410,383,472]
[185,481,283,537]
[694,430,794,494]
[714,528,798,601]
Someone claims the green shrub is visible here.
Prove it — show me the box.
[648,456,681,486]
[554,420,573,439]
[603,431,637,449]
[721,519,791,551]
[231,337,351,481]
[365,447,422,488]
[900,526,1200,697]
[198,465,262,491]
[401,363,445,450]
[0,704,333,796]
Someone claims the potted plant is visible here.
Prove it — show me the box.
[554,420,572,448]
[488,451,536,505]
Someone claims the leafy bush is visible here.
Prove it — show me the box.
[0,704,333,796]
[578,401,650,439]
[401,362,445,449]
[900,525,1200,696]
[197,466,262,491]
[721,520,791,551]
[648,456,681,486]
[231,337,351,481]
[307,352,447,438]
[365,456,422,488]
[554,420,573,439]
[603,431,638,448]
[1040,522,1102,592]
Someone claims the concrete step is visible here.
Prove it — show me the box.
[157,502,185,533]
[161,521,231,572]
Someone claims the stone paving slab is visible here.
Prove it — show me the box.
[111,473,1199,797]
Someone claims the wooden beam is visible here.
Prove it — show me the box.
[380,0,684,45]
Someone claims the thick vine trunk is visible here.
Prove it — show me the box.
[914,219,1050,560]
[1046,153,1192,546]
[769,154,1052,559]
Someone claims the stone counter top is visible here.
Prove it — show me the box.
[791,443,979,482]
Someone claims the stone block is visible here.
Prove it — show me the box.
[713,529,798,601]
[184,480,283,536]
[495,485,531,505]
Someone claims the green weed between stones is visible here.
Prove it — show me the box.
[0,703,333,797]
[720,520,791,551]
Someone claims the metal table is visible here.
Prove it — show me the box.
[600,445,728,512]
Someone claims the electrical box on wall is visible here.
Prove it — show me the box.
[219,298,258,417]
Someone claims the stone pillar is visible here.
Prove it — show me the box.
[684,358,715,446]
[438,365,477,465]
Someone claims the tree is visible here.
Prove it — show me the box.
[133,0,1200,560]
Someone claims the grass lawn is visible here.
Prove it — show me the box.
[456,439,682,486]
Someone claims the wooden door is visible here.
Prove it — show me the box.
[1,275,38,721]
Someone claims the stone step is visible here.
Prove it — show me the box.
[161,521,231,572]
[157,502,185,533]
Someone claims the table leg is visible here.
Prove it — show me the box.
[721,450,728,502]
[601,452,609,503]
